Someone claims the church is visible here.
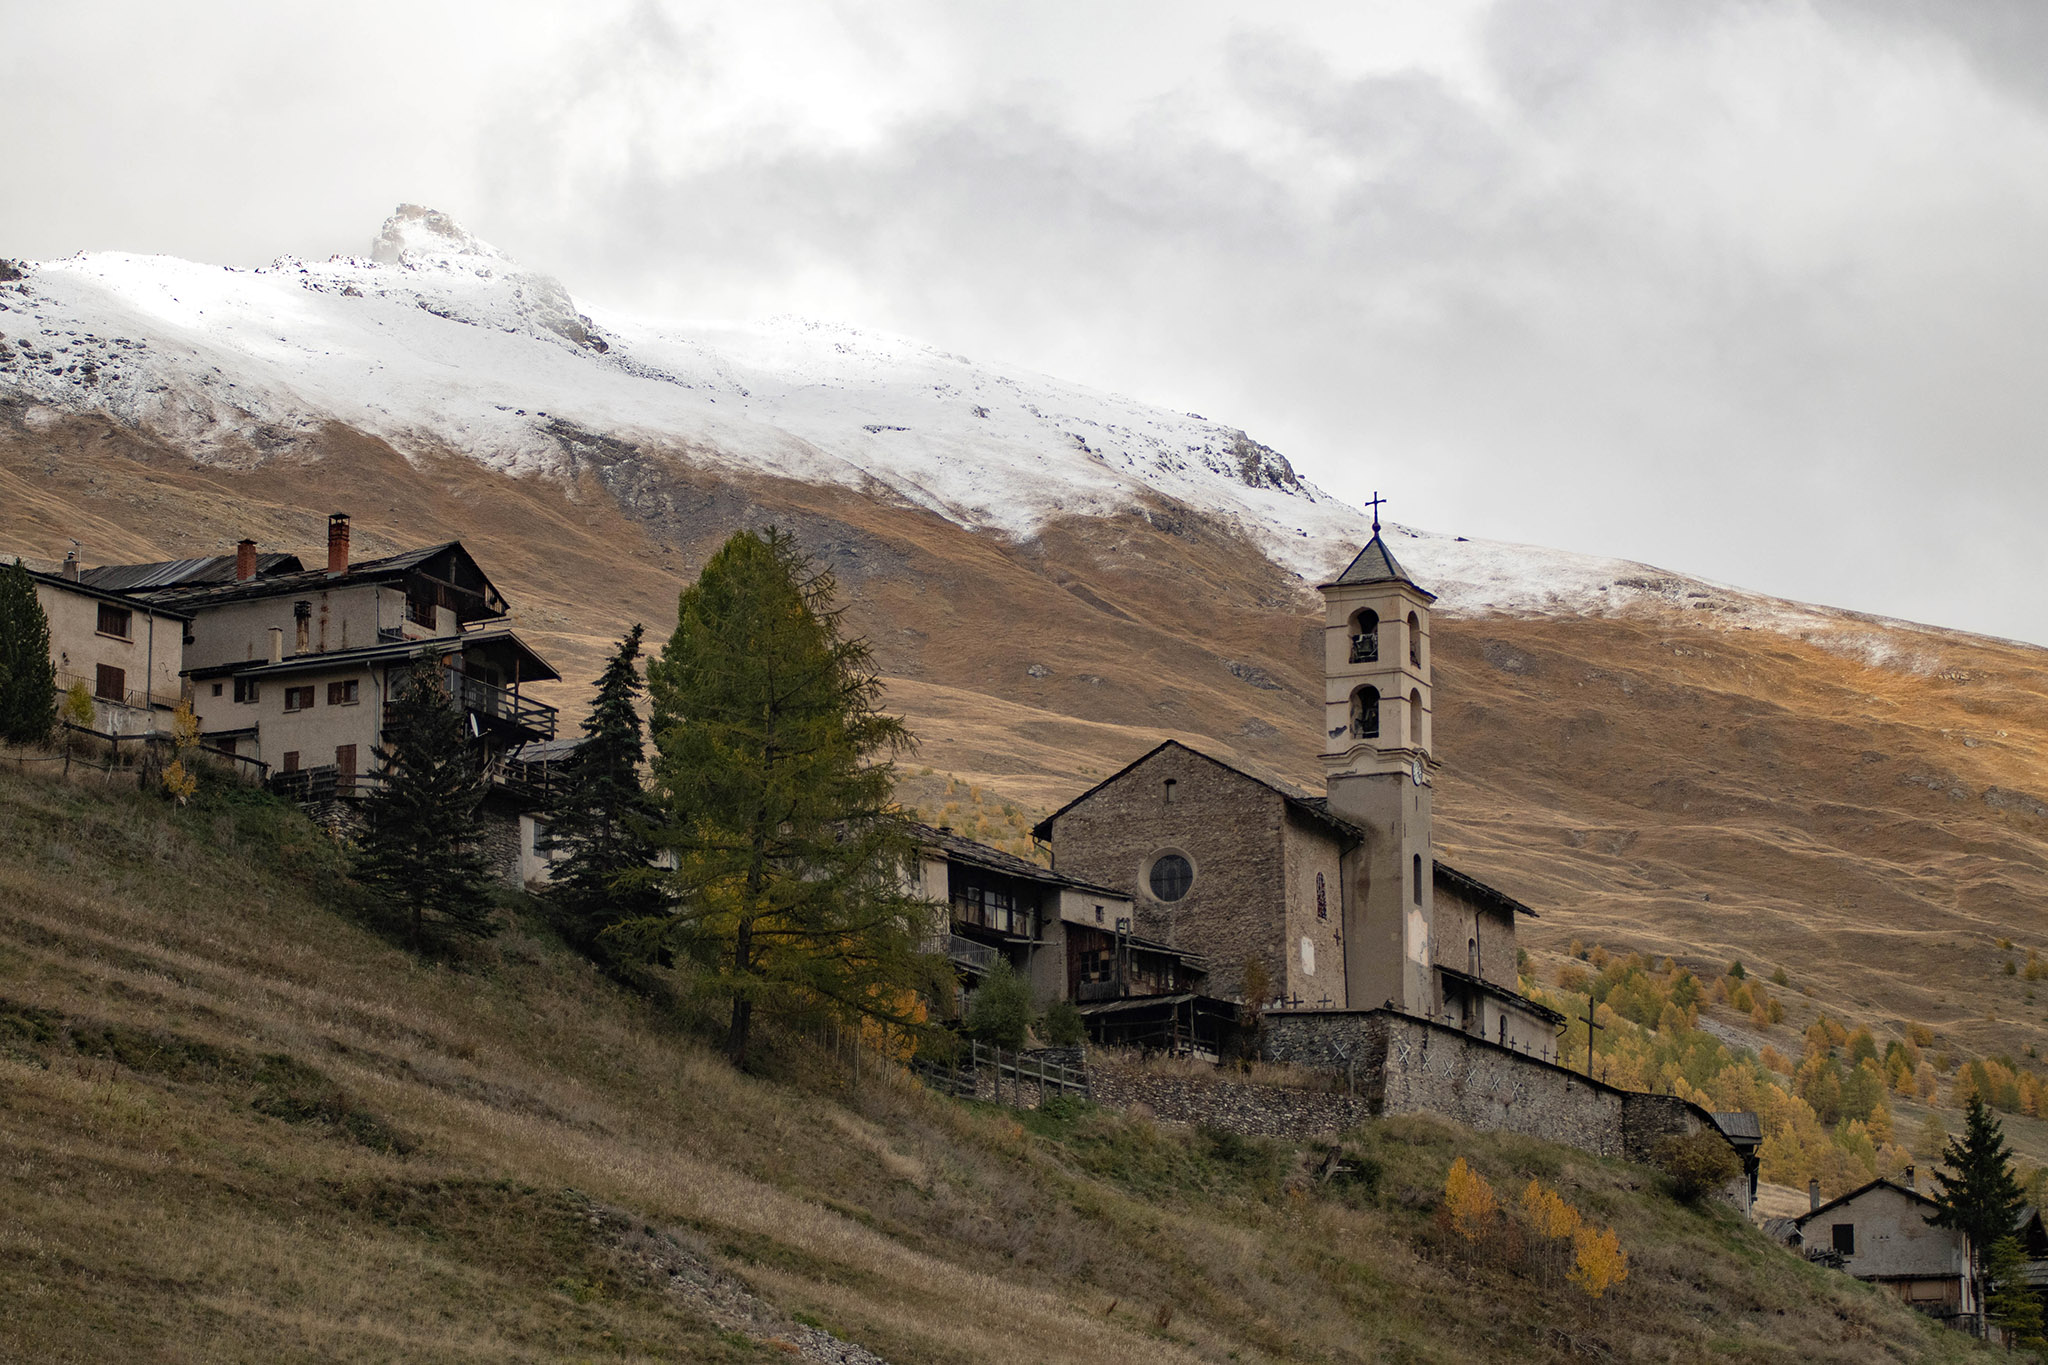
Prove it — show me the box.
[1032,525,1562,1057]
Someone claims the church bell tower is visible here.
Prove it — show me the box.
[1318,503,1438,1015]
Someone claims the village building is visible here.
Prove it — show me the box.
[89,515,561,796]
[1033,530,1560,1055]
[908,822,1210,1042]
[70,514,561,879]
[25,554,190,734]
[1776,1173,1979,1327]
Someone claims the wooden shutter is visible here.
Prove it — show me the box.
[94,664,125,701]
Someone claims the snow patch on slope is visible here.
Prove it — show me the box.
[0,207,1954,647]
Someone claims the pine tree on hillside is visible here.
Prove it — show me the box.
[637,527,935,1065]
[1984,1234,2047,1352]
[355,661,494,947]
[0,560,56,745]
[1929,1094,2026,1332]
[549,624,664,953]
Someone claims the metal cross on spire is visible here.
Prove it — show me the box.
[1364,491,1386,534]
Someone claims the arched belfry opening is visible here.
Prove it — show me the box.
[1407,610,1421,666]
[1351,685,1381,740]
[1350,608,1379,663]
[1409,687,1425,749]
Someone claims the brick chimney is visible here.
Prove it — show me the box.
[235,538,257,582]
[326,512,350,576]
[1808,1178,1820,1212]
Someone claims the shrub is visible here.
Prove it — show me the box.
[1655,1129,1742,1204]
[1443,1157,1498,1242]
[965,960,1032,1050]
[1038,998,1086,1047]
[1570,1224,1629,1298]
[1521,1179,1582,1240]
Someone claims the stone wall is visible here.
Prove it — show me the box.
[1088,1068,1375,1142]
[1259,1009,1719,1164]
[1045,745,1289,1001]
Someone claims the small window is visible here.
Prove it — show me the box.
[233,677,260,704]
[281,750,300,773]
[327,679,359,706]
[211,682,223,697]
[1094,904,1105,924]
[1163,777,1176,805]
[283,685,315,712]
[1408,611,1421,666]
[1413,853,1423,905]
[96,603,132,639]
[94,664,125,701]
[1149,854,1194,902]
[1831,1223,1855,1255]
[1316,871,1328,921]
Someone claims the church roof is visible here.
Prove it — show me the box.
[1322,533,1437,601]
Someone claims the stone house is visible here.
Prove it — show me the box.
[909,822,1208,1035]
[26,557,190,734]
[1032,530,1559,1056]
[1780,1175,1978,1325]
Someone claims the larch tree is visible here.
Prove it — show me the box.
[355,659,495,947]
[0,560,56,745]
[637,527,935,1066]
[548,623,664,955]
[1929,1094,2026,1330]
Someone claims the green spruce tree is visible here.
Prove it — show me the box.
[1984,1234,2047,1354]
[637,528,934,1065]
[1929,1094,2026,1330]
[356,660,495,947]
[0,560,56,745]
[549,624,664,954]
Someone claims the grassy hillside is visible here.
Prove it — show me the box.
[0,765,1995,1363]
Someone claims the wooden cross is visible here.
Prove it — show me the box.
[1580,997,1603,1079]
[1364,491,1387,534]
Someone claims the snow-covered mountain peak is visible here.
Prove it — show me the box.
[368,204,507,267]
[0,222,1961,653]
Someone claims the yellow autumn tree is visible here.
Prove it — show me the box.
[1570,1223,1628,1299]
[1444,1158,1498,1242]
[1521,1179,1582,1241]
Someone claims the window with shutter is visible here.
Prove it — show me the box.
[95,664,125,701]
[96,603,132,639]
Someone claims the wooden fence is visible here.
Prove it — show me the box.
[916,1039,1090,1106]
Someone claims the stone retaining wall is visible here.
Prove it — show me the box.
[1087,1068,1374,1141]
[1259,1009,1717,1163]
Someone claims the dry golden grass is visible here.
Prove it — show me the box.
[0,766,2000,1363]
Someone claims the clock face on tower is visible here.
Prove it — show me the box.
[1411,756,1426,786]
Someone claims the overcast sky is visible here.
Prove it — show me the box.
[9,1,2048,643]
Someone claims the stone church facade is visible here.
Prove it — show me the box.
[1033,531,1563,1056]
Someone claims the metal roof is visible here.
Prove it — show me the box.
[910,821,1126,897]
[79,552,304,592]
[133,542,507,619]
[24,569,195,620]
